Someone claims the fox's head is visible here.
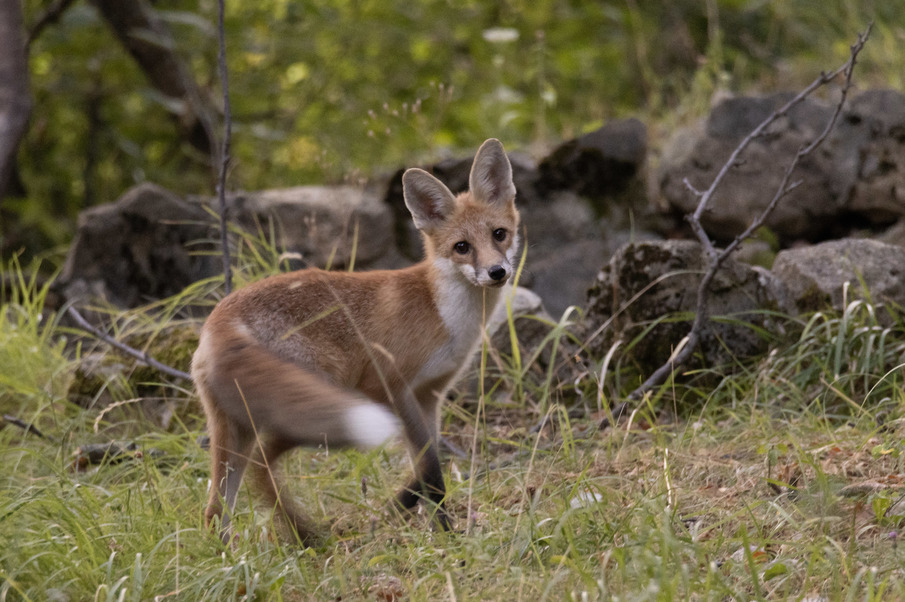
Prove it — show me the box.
[402,139,520,288]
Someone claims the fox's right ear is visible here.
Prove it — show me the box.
[402,168,457,231]
[469,138,515,207]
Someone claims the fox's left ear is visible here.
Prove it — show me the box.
[469,138,516,206]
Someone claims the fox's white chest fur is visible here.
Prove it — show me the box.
[412,257,502,389]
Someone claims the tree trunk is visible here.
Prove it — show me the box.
[92,0,217,158]
[0,0,33,204]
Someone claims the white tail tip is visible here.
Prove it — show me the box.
[345,403,400,449]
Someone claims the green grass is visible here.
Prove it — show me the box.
[3,255,905,600]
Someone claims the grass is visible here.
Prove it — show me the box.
[3,252,905,601]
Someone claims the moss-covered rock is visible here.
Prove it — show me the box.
[585,240,792,374]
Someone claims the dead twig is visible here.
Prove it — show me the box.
[215,0,233,294]
[2,414,56,441]
[66,306,192,381]
[26,0,77,46]
[623,25,872,405]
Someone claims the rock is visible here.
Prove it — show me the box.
[513,187,661,317]
[485,285,554,355]
[658,93,843,242]
[59,181,397,309]
[585,240,791,372]
[657,90,905,243]
[59,183,216,308]
[69,323,198,427]
[227,182,395,270]
[876,218,905,249]
[458,285,582,401]
[537,118,647,207]
[771,238,905,316]
[844,90,905,224]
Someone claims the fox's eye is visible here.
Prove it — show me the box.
[493,228,507,242]
[454,241,470,255]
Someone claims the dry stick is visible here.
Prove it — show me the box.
[26,0,77,46]
[215,0,233,294]
[621,25,872,407]
[66,306,192,381]
[2,414,55,441]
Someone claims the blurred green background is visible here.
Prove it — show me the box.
[6,0,902,258]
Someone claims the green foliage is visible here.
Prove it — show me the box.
[0,256,73,423]
[9,0,903,257]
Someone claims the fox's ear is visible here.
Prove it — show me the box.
[469,138,516,206]
[402,168,457,231]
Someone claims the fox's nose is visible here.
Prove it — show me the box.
[488,265,507,281]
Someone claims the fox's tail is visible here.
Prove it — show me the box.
[192,321,398,543]
[194,322,399,449]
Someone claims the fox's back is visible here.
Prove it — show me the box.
[200,264,449,391]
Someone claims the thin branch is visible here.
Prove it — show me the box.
[26,0,77,47]
[2,414,56,441]
[216,0,233,294]
[66,306,192,381]
[624,25,872,403]
[92,0,218,156]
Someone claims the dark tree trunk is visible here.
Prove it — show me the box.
[91,0,217,158]
[0,0,33,204]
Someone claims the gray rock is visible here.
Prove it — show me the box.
[658,93,842,242]
[657,90,905,243]
[537,118,647,205]
[772,238,905,316]
[485,285,553,355]
[59,183,215,308]
[585,240,790,371]
[227,183,394,270]
[845,90,905,223]
[60,181,396,309]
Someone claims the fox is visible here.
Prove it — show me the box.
[191,138,520,544]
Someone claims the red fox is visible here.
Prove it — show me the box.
[192,138,520,543]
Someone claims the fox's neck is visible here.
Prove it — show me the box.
[426,257,502,346]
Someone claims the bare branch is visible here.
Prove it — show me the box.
[26,0,77,46]
[91,0,218,156]
[216,0,233,294]
[624,25,872,403]
[66,306,192,381]
[2,414,55,441]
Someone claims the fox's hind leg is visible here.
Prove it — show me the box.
[204,402,255,543]
[249,439,323,545]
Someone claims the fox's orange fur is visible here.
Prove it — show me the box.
[192,139,520,544]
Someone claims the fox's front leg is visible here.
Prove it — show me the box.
[392,390,452,530]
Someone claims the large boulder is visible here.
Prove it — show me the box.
[772,238,905,316]
[844,90,905,223]
[658,94,841,242]
[59,183,215,308]
[226,183,395,270]
[657,89,905,243]
[585,240,791,371]
[537,118,647,206]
